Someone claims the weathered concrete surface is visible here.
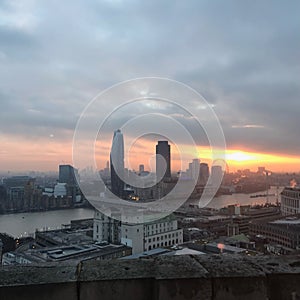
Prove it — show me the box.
[0,262,78,300]
[1,255,300,300]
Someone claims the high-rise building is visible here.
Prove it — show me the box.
[156,141,171,181]
[58,164,80,204]
[200,163,210,185]
[59,165,78,186]
[186,159,200,182]
[110,129,125,198]
[210,165,223,187]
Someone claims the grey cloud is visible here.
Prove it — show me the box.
[0,0,299,160]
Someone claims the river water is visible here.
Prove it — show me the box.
[0,186,283,238]
[0,208,95,238]
[206,186,283,209]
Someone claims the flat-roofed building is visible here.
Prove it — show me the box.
[281,187,300,216]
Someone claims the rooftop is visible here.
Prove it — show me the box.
[1,255,300,299]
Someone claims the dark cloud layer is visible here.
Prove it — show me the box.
[0,0,299,157]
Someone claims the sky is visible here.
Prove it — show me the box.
[0,0,300,173]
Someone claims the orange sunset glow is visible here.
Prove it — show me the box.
[1,133,300,173]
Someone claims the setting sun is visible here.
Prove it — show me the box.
[226,151,259,162]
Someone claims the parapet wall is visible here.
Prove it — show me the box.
[1,255,300,300]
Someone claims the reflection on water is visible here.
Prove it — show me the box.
[206,186,283,209]
[0,208,94,238]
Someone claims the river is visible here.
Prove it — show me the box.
[206,186,282,209]
[0,208,95,238]
[0,186,283,238]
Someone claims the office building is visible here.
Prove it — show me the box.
[199,163,209,185]
[2,242,131,265]
[186,159,200,182]
[110,129,125,198]
[250,215,300,253]
[210,165,223,187]
[59,165,80,204]
[93,211,183,254]
[59,165,78,186]
[281,187,300,216]
[156,141,171,181]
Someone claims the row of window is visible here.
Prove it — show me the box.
[146,239,180,251]
[147,231,180,243]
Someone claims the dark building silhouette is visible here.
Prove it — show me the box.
[156,141,171,181]
[58,165,79,204]
[110,129,125,198]
[200,163,210,185]
[2,176,36,212]
[59,165,78,186]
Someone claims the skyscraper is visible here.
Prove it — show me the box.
[186,159,200,182]
[210,165,223,187]
[110,129,125,198]
[58,165,79,204]
[59,165,78,186]
[200,163,210,185]
[156,141,171,181]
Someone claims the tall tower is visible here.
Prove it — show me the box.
[200,163,209,185]
[110,129,125,198]
[156,141,171,181]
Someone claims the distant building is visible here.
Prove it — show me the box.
[93,211,183,254]
[58,165,81,204]
[250,215,300,253]
[139,164,144,174]
[110,129,125,198]
[281,187,300,216]
[59,165,78,186]
[210,165,223,187]
[186,159,200,182]
[156,141,171,182]
[2,176,37,212]
[199,163,209,185]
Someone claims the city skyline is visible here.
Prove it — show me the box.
[1,138,300,173]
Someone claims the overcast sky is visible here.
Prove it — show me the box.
[0,0,299,171]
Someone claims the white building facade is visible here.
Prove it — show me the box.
[93,211,183,254]
[281,187,300,216]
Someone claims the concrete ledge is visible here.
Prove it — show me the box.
[1,255,300,300]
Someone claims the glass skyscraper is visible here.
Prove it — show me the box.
[156,141,171,182]
[110,129,125,198]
